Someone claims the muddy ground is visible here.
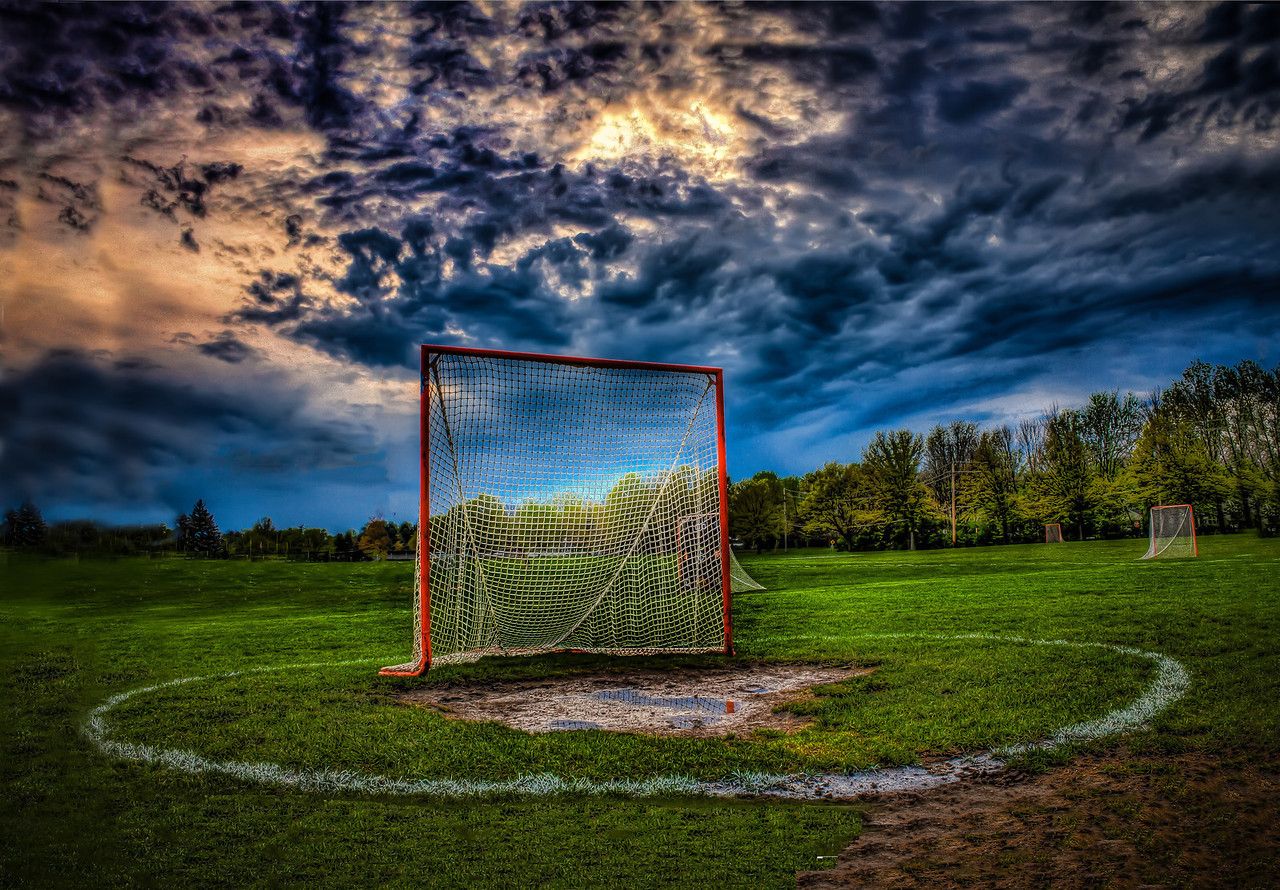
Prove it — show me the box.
[400,663,868,736]
[800,750,1280,888]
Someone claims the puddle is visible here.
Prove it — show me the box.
[595,689,734,713]
[549,719,602,731]
[401,663,869,737]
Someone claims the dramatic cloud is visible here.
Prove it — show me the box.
[1,1,1278,526]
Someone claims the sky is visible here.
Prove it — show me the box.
[1,1,1279,531]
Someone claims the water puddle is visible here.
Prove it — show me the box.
[594,688,735,713]
[549,719,602,731]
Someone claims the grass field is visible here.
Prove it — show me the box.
[2,536,1278,886]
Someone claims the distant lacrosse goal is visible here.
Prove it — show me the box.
[1141,504,1198,560]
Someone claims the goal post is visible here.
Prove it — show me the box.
[1141,504,1198,560]
[381,345,734,676]
[1044,523,1064,544]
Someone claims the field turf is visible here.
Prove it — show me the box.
[2,535,1278,886]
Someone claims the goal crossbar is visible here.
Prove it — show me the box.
[381,345,734,675]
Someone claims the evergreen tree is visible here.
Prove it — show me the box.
[3,502,48,547]
[186,500,224,556]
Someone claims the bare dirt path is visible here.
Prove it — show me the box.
[799,750,1280,888]
[400,663,869,736]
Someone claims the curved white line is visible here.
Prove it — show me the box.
[82,635,1189,800]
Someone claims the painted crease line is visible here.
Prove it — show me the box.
[82,635,1190,801]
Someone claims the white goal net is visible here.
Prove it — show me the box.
[382,346,734,675]
[729,549,765,592]
[678,513,764,592]
[1141,504,1198,560]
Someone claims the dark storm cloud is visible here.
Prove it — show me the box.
[0,350,379,512]
[935,77,1029,124]
[195,331,255,363]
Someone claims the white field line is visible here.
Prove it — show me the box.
[81,635,1189,801]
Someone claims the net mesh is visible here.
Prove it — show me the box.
[383,350,730,672]
[1141,505,1196,560]
[1044,523,1064,544]
[729,549,765,592]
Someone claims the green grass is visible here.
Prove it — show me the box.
[2,535,1278,886]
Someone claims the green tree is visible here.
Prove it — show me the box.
[246,516,277,556]
[397,521,415,554]
[799,462,881,551]
[186,500,224,556]
[1079,391,1144,480]
[1034,412,1095,541]
[729,476,781,553]
[966,426,1022,543]
[1125,407,1231,515]
[334,530,358,560]
[863,430,931,550]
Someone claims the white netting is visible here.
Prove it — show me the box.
[1141,505,1197,560]
[383,350,731,673]
[1044,523,1064,544]
[678,514,764,592]
[729,549,765,592]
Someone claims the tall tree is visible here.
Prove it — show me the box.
[924,421,979,545]
[186,500,224,556]
[1164,361,1232,528]
[3,502,48,547]
[799,462,881,551]
[966,426,1022,543]
[1035,412,1094,541]
[1078,391,1144,479]
[863,430,931,550]
[729,477,781,553]
[1016,416,1047,474]
[1126,406,1231,514]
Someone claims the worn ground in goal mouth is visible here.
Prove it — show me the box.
[399,663,873,737]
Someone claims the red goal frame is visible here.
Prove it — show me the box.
[379,344,734,676]
[1148,503,1199,558]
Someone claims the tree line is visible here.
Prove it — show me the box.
[729,358,1280,551]
[1,498,417,562]
[5,357,1275,559]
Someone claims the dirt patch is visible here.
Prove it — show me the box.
[799,750,1280,888]
[400,663,868,736]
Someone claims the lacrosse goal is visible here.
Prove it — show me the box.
[1044,523,1064,544]
[381,345,734,675]
[1141,504,1198,560]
